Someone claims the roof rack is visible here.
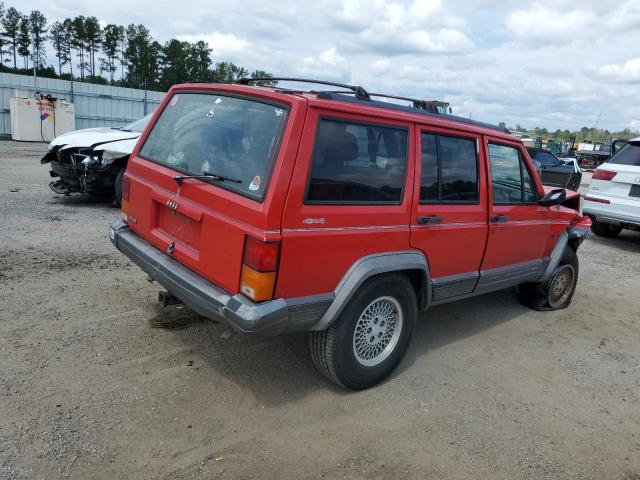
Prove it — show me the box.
[235,77,509,134]
[369,93,450,113]
[236,77,371,101]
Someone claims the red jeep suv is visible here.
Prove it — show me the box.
[109,78,590,389]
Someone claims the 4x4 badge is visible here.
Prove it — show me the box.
[166,199,179,210]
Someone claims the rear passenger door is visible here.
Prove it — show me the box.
[278,109,415,299]
[410,128,489,303]
[478,139,550,290]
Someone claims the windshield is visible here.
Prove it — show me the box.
[138,93,288,200]
[120,114,152,133]
[607,142,640,167]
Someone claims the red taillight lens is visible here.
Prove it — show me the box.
[584,196,610,204]
[240,236,280,302]
[243,236,280,272]
[122,176,131,201]
[571,215,592,228]
[592,169,617,181]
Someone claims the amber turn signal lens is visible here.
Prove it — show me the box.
[120,199,129,222]
[239,265,276,302]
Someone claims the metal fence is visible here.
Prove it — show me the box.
[0,72,166,138]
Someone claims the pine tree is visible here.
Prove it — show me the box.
[61,18,74,78]
[101,24,120,83]
[84,16,101,78]
[28,10,47,69]
[16,14,29,69]
[0,3,6,66]
[71,16,87,80]
[50,20,72,75]
[2,7,21,68]
[116,25,126,80]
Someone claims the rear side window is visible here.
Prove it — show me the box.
[420,133,478,203]
[488,144,538,204]
[608,143,640,166]
[306,119,408,204]
[139,92,288,201]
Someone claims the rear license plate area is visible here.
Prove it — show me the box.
[154,201,202,251]
[630,184,640,198]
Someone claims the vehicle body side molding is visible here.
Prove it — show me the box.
[311,251,431,331]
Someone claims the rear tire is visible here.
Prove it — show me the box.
[114,167,125,207]
[309,275,417,390]
[590,218,622,237]
[518,248,579,311]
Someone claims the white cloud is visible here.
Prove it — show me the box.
[598,58,640,83]
[370,58,391,74]
[318,47,345,66]
[15,0,640,132]
[606,0,640,30]
[505,4,596,45]
[409,0,442,20]
[178,32,250,60]
[293,47,351,82]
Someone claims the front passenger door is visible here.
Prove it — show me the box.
[479,140,551,289]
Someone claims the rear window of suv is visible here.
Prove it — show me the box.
[139,92,288,201]
[608,142,640,167]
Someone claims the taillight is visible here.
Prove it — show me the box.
[570,215,592,228]
[584,196,610,204]
[122,176,131,201]
[120,176,131,222]
[592,169,617,181]
[239,236,280,302]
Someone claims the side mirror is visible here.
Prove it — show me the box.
[539,188,566,207]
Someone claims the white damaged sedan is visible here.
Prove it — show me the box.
[41,115,151,205]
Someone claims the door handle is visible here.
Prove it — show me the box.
[417,216,443,225]
[490,214,509,223]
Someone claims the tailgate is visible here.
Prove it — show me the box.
[119,86,306,295]
[126,169,247,293]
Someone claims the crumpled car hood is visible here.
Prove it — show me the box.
[93,138,139,155]
[50,127,140,151]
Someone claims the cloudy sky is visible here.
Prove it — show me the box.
[19,0,640,131]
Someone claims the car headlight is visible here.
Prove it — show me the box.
[101,150,126,165]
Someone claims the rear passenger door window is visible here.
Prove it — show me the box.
[488,144,538,204]
[420,133,479,203]
[306,118,408,204]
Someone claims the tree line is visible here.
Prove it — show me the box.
[500,123,638,144]
[0,2,274,91]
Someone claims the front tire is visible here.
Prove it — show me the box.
[518,248,579,311]
[309,275,417,390]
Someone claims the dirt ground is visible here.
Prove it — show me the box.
[1,140,639,480]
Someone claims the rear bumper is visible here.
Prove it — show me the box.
[109,221,332,337]
[583,197,640,227]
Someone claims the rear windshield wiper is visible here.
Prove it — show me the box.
[173,171,242,186]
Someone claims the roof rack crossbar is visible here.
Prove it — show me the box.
[314,89,449,111]
[368,92,449,111]
[236,77,371,101]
